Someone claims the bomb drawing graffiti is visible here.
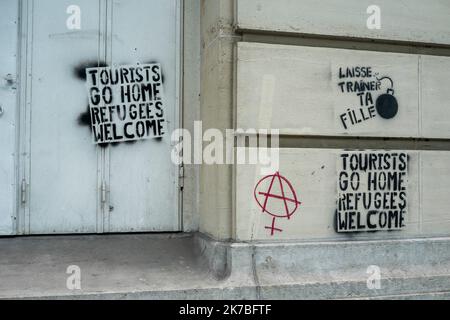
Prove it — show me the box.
[254,172,302,236]
[376,76,398,119]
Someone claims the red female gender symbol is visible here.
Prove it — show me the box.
[253,172,302,236]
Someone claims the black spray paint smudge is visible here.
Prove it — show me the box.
[74,60,108,81]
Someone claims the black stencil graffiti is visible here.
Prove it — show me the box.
[74,60,165,148]
[77,105,134,148]
[376,77,398,119]
[335,151,408,233]
[86,63,166,144]
[337,67,399,129]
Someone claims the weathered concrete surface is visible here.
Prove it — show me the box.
[235,149,450,241]
[236,42,450,139]
[235,0,450,46]
[0,233,253,300]
[199,0,239,241]
[0,233,449,299]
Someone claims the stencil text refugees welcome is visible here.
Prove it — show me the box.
[336,151,408,232]
[86,64,165,144]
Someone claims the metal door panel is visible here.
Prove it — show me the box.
[106,0,180,232]
[26,0,102,234]
[8,0,181,235]
[0,0,19,235]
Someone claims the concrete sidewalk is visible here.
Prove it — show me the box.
[0,233,449,299]
[0,233,237,299]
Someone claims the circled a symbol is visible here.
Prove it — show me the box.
[254,172,302,236]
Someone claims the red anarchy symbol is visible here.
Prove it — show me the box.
[254,172,302,236]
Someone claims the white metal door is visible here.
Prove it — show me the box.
[13,0,181,235]
[106,0,181,232]
[19,0,103,234]
[0,0,19,235]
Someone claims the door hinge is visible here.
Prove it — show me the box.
[20,179,27,204]
[101,180,107,204]
[179,165,184,190]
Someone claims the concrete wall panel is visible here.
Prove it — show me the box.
[421,56,450,139]
[235,0,450,46]
[235,148,450,241]
[236,42,450,139]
